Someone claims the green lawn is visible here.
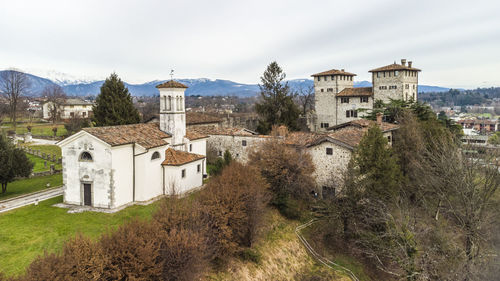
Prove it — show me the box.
[0,196,160,277]
[0,174,62,201]
[1,123,67,137]
[26,154,61,172]
[21,144,62,158]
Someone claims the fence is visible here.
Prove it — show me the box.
[16,145,63,178]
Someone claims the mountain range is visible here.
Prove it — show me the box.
[0,70,451,97]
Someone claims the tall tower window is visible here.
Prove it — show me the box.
[167,96,172,110]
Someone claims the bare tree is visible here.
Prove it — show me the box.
[0,69,31,130]
[295,85,315,116]
[42,84,67,123]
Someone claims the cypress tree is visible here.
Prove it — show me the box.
[255,61,300,134]
[92,73,140,126]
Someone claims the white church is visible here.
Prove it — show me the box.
[57,80,208,210]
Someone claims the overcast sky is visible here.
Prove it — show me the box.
[0,0,499,88]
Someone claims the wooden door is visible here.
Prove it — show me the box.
[83,184,92,206]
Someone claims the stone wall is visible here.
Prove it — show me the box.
[372,70,418,103]
[314,75,354,131]
[207,134,273,163]
[335,96,374,125]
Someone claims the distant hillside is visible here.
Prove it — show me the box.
[0,70,452,97]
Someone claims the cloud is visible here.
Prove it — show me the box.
[0,0,498,88]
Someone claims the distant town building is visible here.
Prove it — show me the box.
[313,59,420,131]
[42,98,94,120]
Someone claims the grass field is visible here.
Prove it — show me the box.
[0,196,160,277]
[1,123,67,137]
[26,154,61,172]
[0,174,62,201]
[21,144,62,158]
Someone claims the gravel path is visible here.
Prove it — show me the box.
[0,187,63,214]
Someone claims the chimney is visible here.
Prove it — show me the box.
[376,112,383,126]
[408,61,413,68]
[401,59,406,66]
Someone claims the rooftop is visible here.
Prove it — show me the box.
[82,123,170,149]
[161,148,205,166]
[186,112,223,125]
[156,80,188,89]
[369,62,421,73]
[191,126,259,137]
[336,87,373,97]
[185,129,209,141]
[327,119,399,133]
[311,69,357,77]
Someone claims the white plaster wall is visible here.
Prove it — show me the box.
[335,96,374,125]
[110,145,134,207]
[134,145,167,202]
[60,133,112,208]
[307,142,352,190]
[61,105,92,119]
[159,88,186,145]
[163,159,204,195]
[207,135,270,163]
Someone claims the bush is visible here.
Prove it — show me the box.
[199,162,269,264]
[249,141,315,219]
[239,248,262,265]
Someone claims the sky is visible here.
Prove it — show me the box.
[0,0,499,88]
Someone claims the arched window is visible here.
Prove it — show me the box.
[151,151,160,160]
[79,151,93,162]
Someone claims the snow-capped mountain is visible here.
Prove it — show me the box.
[26,69,99,86]
[0,70,452,97]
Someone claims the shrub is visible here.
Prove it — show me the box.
[249,141,315,219]
[239,248,262,264]
[199,162,270,264]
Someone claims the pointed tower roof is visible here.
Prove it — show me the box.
[156,80,188,89]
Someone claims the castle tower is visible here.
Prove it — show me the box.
[311,69,356,130]
[370,59,421,103]
[156,80,188,146]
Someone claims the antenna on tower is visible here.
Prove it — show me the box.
[170,69,174,81]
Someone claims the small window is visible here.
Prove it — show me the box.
[327,88,333,92]
[189,144,192,152]
[321,89,324,92]
[197,164,201,173]
[181,169,186,178]
[151,151,160,160]
[395,70,398,76]
[377,72,380,78]
[242,140,247,147]
[79,152,93,162]
[218,151,222,156]
[360,97,368,103]
[317,77,321,82]
[387,136,392,143]
[340,97,349,103]
[326,148,333,155]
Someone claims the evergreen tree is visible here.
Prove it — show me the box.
[0,135,33,193]
[353,125,402,202]
[255,62,300,134]
[92,73,140,126]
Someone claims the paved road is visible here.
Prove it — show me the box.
[0,187,63,214]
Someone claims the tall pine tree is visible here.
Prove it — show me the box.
[255,62,300,134]
[92,73,140,126]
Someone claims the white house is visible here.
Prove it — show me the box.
[57,81,208,209]
[42,98,94,120]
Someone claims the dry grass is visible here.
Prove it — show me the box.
[206,210,350,281]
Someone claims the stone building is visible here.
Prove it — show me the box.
[313,59,420,131]
[57,81,208,210]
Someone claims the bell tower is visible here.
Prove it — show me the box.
[156,80,188,146]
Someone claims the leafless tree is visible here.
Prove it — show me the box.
[42,84,67,123]
[0,69,31,130]
[295,85,315,116]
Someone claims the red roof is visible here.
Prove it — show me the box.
[337,87,373,97]
[369,63,421,72]
[311,69,356,77]
[83,123,170,149]
[161,148,205,166]
[156,80,188,89]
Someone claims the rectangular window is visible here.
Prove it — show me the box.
[383,72,386,77]
[324,123,329,128]
[321,89,324,92]
[360,97,368,103]
[346,110,358,118]
[405,84,409,89]
[340,97,349,103]
[324,76,327,81]
[387,136,392,143]
[189,144,192,151]
[326,148,333,155]
[317,77,320,82]
[242,140,247,146]
[181,169,186,178]
[377,72,380,78]
[327,88,333,92]
[395,71,398,76]
[197,164,201,173]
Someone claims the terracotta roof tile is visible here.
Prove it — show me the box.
[283,132,324,147]
[369,63,421,72]
[156,80,188,89]
[161,148,205,166]
[83,123,170,149]
[191,126,258,136]
[185,129,209,141]
[186,112,222,125]
[337,87,373,97]
[311,69,356,77]
[328,119,399,132]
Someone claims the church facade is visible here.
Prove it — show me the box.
[57,81,208,210]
